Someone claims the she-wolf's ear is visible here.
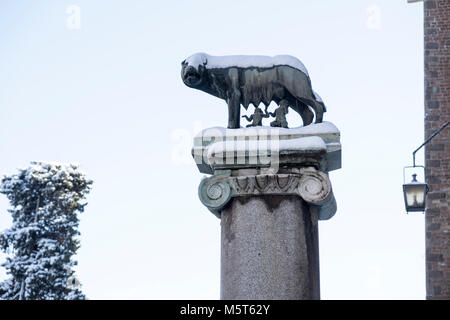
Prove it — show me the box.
[181,59,186,65]
[198,58,207,73]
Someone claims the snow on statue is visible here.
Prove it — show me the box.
[181,53,326,129]
[0,162,92,300]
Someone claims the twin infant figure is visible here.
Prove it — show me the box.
[242,100,289,128]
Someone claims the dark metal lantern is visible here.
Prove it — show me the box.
[403,173,428,212]
[402,121,448,214]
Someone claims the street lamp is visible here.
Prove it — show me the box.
[403,172,428,212]
[402,121,449,213]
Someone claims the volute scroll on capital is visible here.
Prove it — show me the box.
[198,168,336,220]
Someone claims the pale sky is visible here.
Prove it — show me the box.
[0,0,426,299]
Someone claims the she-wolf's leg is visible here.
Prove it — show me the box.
[227,68,241,129]
[301,94,325,123]
[314,101,325,123]
[308,100,324,123]
[292,100,314,126]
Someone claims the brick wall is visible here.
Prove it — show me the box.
[424,0,450,300]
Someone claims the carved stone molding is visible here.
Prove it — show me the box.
[198,168,335,220]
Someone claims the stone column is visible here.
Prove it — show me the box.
[221,193,320,299]
[193,123,341,300]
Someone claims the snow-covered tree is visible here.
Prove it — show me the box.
[0,162,92,300]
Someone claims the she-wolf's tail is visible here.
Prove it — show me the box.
[313,90,327,112]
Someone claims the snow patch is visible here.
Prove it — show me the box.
[196,121,339,140]
[207,136,326,157]
[185,53,310,77]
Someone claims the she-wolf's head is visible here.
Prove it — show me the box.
[181,53,208,88]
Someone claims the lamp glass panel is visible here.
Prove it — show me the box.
[404,184,426,207]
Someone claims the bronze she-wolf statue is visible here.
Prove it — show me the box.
[181,53,326,129]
